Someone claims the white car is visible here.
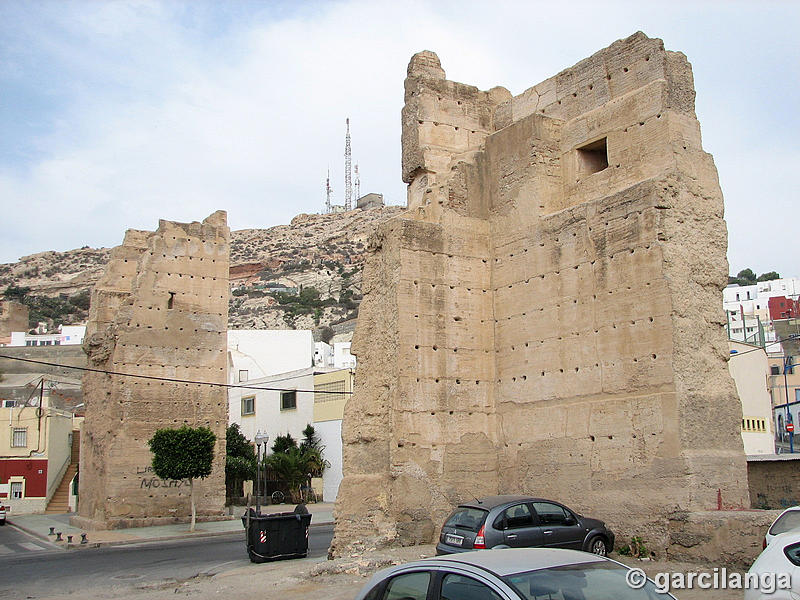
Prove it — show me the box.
[765,506,800,547]
[745,531,800,600]
[355,548,675,600]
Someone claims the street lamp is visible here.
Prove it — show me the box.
[254,431,269,513]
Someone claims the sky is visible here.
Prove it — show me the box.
[0,0,797,278]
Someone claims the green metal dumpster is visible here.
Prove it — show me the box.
[242,507,312,563]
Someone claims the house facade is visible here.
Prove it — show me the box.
[0,393,75,514]
[728,341,775,455]
[313,368,354,502]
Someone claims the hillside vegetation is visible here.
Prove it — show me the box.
[0,206,404,333]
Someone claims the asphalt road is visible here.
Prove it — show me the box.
[0,523,334,598]
[0,523,59,556]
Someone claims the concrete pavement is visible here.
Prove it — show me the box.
[7,502,333,549]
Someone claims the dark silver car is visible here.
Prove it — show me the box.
[354,548,673,600]
[436,495,614,556]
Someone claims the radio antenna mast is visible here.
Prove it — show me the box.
[325,169,332,214]
[344,118,352,211]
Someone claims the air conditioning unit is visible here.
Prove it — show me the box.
[2,400,16,408]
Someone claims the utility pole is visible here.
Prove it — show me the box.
[344,118,352,211]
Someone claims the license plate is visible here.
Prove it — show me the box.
[445,533,464,546]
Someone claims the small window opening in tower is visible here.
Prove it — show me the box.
[576,138,609,177]
[168,292,175,309]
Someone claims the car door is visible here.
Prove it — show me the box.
[437,572,508,600]
[496,502,544,548]
[531,501,585,550]
[379,570,434,600]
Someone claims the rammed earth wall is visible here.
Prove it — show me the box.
[74,211,229,529]
[332,33,749,556]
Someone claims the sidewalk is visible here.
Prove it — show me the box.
[7,502,334,549]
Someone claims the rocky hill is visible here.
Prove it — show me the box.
[0,206,405,336]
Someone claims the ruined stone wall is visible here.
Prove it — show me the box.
[0,300,29,337]
[332,33,749,556]
[75,211,229,529]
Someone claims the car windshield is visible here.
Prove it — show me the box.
[770,510,800,535]
[444,507,488,532]
[503,562,671,600]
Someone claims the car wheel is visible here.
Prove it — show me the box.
[588,535,608,556]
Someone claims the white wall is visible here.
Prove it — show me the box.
[228,330,314,382]
[729,341,775,454]
[315,419,343,502]
[229,368,315,450]
[314,342,334,367]
[333,342,356,369]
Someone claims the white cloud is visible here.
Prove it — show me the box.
[0,0,797,278]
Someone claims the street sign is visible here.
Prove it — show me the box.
[788,423,795,433]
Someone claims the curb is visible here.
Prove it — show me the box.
[9,518,334,550]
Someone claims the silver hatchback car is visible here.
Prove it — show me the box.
[354,548,673,600]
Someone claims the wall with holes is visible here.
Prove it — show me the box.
[76,211,229,529]
[332,33,748,557]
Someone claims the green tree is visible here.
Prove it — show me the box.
[300,424,321,453]
[271,432,297,454]
[758,271,781,282]
[148,426,216,532]
[729,268,757,286]
[265,425,329,501]
[737,268,757,284]
[225,424,256,498]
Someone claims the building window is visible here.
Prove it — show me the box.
[576,138,608,176]
[10,482,23,499]
[280,391,297,411]
[241,396,255,416]
[772,366,781,375]
[742,417,766,433]
[11,428,27,447]
[239,370,249,383]
[315,380,346,403]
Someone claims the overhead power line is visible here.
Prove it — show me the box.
[0,354,352,395]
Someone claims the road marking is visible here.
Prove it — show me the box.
[20,542,44,551]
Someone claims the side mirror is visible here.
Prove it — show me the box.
[564,516,576,526]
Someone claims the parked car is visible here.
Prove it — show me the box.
[436,495,614,557]
[764,506,800,547]
[745,531,800,600]
[0,501,5,525]
[354,547,674,600]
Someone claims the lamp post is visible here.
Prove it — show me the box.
[254,431,269,513]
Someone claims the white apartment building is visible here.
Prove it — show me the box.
[5,325,86,347]
[228,367,316,449]
[228,329,314,384]
[227,329,318,455]
[724,278,800,344]
[313,341,356,369]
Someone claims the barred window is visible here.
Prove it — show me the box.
[742,417,767,433]
[12,428,27,447]
[315,380,346,403]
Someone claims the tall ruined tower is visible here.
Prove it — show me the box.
[332,33,749,555]
[75,211,229,529]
